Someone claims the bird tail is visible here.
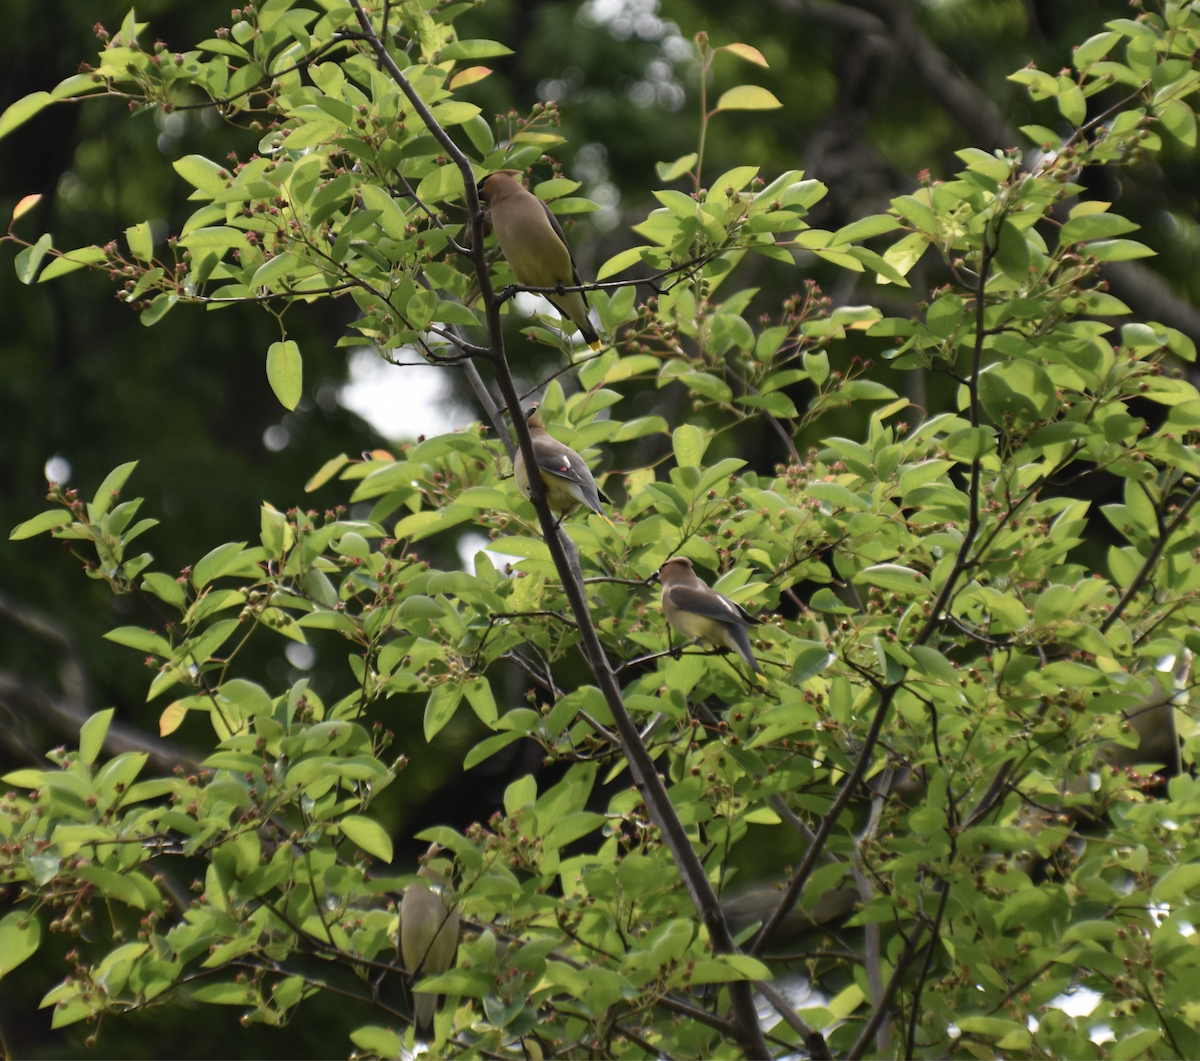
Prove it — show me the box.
[726,624,765,678]
[413,993,437,1042]
[578,316,603,351]
[584,493,615,527]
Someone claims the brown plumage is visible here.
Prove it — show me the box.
[658,557,763,676]
[400,844,460,1042]
[477,170,602,349]
[514,405,612,525]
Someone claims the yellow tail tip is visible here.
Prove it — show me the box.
[588,340,603,351]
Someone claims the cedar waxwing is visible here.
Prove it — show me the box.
[476,170,602,349]
[514,405,613,525]
[401,844,460,1042]
[658,557,764,676]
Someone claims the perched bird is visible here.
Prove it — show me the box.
[401,844,460,1042]
[658,557,764,676]
[514,405,613,525]
[476,170,602,349]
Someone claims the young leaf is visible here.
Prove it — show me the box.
[266,340,303,410]
[11,193,41,223]
[718,43,769,67]
[656,153,698,182]
[714,86,782,112]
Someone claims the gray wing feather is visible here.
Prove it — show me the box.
[538,198,587,294]
[666,585,759,627]
[535,448,605,511]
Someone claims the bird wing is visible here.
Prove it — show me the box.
[538,198,588,296]
[535,446,597,491]
[665,584,759,627]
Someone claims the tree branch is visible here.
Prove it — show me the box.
[347,5,768,1055]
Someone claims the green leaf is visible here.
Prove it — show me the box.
[463,730,526,770]
[190,982,259,1005]
[266,340,303,410]
[926,294,964,338]
[424,682,464,742]
[91,461,138,518]
[1074,31,1121,69]
[855,563,930,594]
[14,233,52,284]
[431,102,482,128]
[1152,863,1200,902]
[672,424,708,468]
[463,114,494,156]
[803,350,830,385]
[140,292,178,327]
[125,221,153,262]
[909,646,960,688]
[173,154,228,196]
[9,508,70,540]
[282,120,338,151]
[439,38,513,59]
[350,1026,404,1058]
[305,453,350,493]
[176,226,247,254]
[0,91,51,141]
[0,911,41,978]
[715,85,783,111]
[339,815,394,863]
[598,246,654,280]
[809,588,855,614]
[834,214,901,244]
[737,392,799,418]
[38,246,107,282]
[1159,98,1196,147]
[504,775,537,815]
[828,983,864,1020]
[104,626,172,657]
[1085,238,1154,261]
[956,147,1012,183]
[75,867,145,909]
[992,219,1029,282]
[250,252,303,289]
[1008,67,1059,97]
[944,427,996,462]
[415,163,465,205]
[1059,211,1139,245]
[1111,1030,1163,1061]
[414,969,492,997]
[959,1017,1029,1042]
[78,709,114,765]
[1021,124,1062,148]
[192,541,248,589]
[792,646,835,684]
[463,678,497,726]
[656,153,698,182]
[1058,82,1087,126]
